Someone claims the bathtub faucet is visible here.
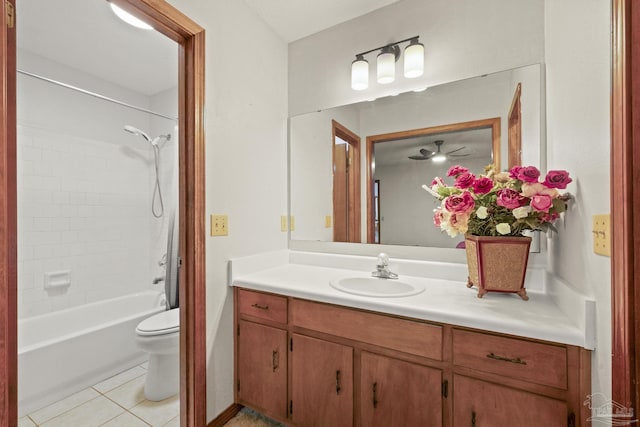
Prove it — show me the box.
[152,276,165,284]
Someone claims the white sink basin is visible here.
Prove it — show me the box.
[330,276,425,298]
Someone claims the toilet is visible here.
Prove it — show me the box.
[136,211,180,401]
[135,307,180,401]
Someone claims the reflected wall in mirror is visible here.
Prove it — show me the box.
[366,117,500,246]
[289,64,543,248]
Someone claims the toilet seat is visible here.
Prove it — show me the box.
[136,308,179,336]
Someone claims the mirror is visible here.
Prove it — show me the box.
[289,63,543,248]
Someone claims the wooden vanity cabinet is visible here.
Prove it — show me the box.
[290,334,353,427]
[234,287,591,426]
[360,351,443,427]
[235,289,289,419]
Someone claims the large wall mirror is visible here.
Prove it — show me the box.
[289,63,543,250]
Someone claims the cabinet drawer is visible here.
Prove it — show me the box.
[453,329,567,389]
[237,289,287,324]
[291,299,442,360]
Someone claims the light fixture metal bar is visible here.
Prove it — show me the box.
[354,36,419,58]
[17,69,178,122]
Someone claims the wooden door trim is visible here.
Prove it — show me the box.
[331,120,361,243]
[1,0,18,424]
[508,83,522,168]
[611,0,637,413]
[365,117,501,243]
[0,1,207,425]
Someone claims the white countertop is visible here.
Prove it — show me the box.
[230,250,595,349]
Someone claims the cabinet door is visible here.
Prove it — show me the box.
[360,351,443,427]
[291,334,353,427]
[237,320,287,419]
[453,375,566,427]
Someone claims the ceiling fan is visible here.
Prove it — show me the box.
[408,139,469,162]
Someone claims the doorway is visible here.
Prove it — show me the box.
[0,1,206,425]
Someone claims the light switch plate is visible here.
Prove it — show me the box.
[281,216,288,232]
[325,215,332,228]
[211,214,228,236]
[289,216,295,231]
[592,214,610,256]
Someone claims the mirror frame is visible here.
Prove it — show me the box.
[365,117,501,243]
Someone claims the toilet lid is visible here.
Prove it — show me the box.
[136,308,180,336]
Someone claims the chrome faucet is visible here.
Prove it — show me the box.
[372,253,398,279]
[152,276,165,284]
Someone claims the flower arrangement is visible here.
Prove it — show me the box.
[424,165,572,238]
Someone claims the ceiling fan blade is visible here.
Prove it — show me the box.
[445,146,466,155]
[419,148,434,156]
[449,153,470,157]
[408,155,430,160]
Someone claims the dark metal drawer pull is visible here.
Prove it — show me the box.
[336,370,341,395]
[251,303,269,310]
[486,352,527,365]
[372,382,378,408]
[272,350,279,372]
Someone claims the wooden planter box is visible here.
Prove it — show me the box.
[464,235,532,300]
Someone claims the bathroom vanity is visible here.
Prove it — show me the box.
[231,251,593,427]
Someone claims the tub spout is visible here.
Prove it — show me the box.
[152,276,165,284]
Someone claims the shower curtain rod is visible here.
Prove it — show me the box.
[17,69,178,122]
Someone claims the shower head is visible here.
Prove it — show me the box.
[124,125,151,143]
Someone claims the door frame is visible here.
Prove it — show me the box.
[331,120,361,243]
[611,0,639,414]
[0,1,207,425]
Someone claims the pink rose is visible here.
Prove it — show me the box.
[544,170,572,189]
[509,166,523,179]
[530,194,553,212]
[447,165,469,177]
[521,182,559,198]
[516,166,541,183]
[443,191,475,215]
[473,176,493,194]
[433,208,443,227]
[431,177,443,187]
[496,188,524,209]
[541,212,560,223]
[454,172,476,189]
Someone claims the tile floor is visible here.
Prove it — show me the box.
[18,362,179,427]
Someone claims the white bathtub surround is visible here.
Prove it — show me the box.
[18,361,179,427]
[229,250,595,350]
[18,290,165,416]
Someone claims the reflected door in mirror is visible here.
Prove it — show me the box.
[332,120,361,242]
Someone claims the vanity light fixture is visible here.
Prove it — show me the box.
[110,3,153,30]
[351,36,424,90]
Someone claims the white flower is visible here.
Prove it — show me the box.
[421,184,440,198]
[496,223,511,235]
[476,206,488,219]
[512,206,531,219]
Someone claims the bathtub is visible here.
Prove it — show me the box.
[18,290,166,416]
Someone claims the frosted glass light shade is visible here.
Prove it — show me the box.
[111,3,153,30]
[377,51,396,84]
[351,57,369,90]
[404,40,424,78]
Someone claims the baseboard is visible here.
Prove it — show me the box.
[207,403,243,427]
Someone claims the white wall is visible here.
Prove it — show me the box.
[165,0,289,421]
[289,0,544,116]
[544,0,611,402]
[16,50,175,318]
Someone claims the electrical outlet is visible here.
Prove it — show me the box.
[211,214,228,236]
[325,215,332,228]
[289,216,295,231]
[592,214,610,256]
